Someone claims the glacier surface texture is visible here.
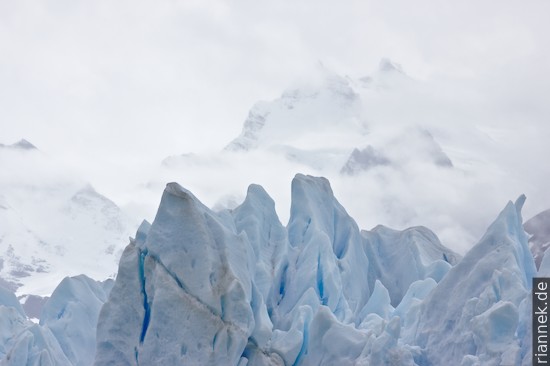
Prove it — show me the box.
[0,174,542,365]
[93,174,536,366]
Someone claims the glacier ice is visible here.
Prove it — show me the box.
[0,286,25,318]
[0,275,112,365]
[362,224,459,307]
[96,185,257,365]
[93,174,536,365]
[0,174,540,365]
[40,275,113,366]
[413,195,536,365]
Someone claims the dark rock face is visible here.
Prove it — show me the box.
[340,146,390,175]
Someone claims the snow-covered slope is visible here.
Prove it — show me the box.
[223,60,451,174]
[157,60,505,256]
[0,140,134,296]
[226,66,365,155]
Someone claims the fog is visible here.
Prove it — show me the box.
[1,0,549,255]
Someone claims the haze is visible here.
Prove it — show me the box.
[1,0,549,254]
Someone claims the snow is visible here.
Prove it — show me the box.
[225,66,364,153]
[525,208,550,268]
[148,60,532,260]
[0,145,134,296]
[3,59,547,309]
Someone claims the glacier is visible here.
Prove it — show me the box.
[0,275,112,365]
[0,174,542,364]
[91,174,538,365]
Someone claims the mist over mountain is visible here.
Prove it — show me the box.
[1,58,547,300]
[150,59,545,256]
[0,143,133,296]
[0,139,38,151]
[525,208,550,269]
[1,1,549,363]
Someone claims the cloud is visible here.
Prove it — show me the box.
[1,0,549,255]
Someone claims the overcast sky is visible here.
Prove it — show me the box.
[1,0,549,252]
[2,0,548,157]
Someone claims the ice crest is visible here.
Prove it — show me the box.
[413,196,536,365]
[0,275,111,365]
[93,175,488,365]
[0,176,536,365]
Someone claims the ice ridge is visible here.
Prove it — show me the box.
[94,174,537,366]
[0,174,536,365]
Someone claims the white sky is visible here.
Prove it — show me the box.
[1,0,549,253]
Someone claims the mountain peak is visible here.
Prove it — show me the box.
[378,58,405,74]
[0,139,38,150]
[225,68,361,153]
[14,139,37,150]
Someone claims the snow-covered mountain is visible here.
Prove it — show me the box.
[156,59,508,256]
[225,64,365,156]
[0,140,134,296]
[223,60,452,174]
[0,61,544,363]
